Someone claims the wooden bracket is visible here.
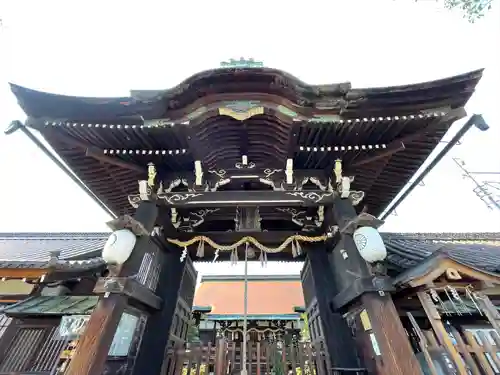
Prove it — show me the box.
[339,212,384,234]
[106,215,150,236]
[93,276,162,310]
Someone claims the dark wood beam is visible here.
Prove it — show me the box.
[158,230,323,261]
[188,211,296,221]
[179,122,209,165]
[43,128,145,173]
[240,120,250,157]
[162,230,323,246]
[93,277,162,311]
[153,190,335,207]
[168,243,306,262]
[350,141,405,168]
[286,123,300,158]
[162,168,327,183]
[86,147,145,173]
[349,107,466,169]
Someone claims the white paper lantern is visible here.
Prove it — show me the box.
[102,229,137,265]
[353,226,387,263]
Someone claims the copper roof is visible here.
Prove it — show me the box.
[193,276,304,317]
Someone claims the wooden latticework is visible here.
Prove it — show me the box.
[0,320,70,374]
[421,328,500,375]
[163,339,367,375]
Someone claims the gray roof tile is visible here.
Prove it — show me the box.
[0,232,108,261]
[381,233,500,273]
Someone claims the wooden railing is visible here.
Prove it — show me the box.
[422,328,500,375]
[164,339,365,375]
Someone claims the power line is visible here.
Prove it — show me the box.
[452,157,500,211]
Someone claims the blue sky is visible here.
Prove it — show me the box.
[0,0,499,239]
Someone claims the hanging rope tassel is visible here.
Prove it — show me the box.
[230,248,238,266]
[213,249,220,262]
[295,239,302,256]
[259,249,264,267]
[234,248,239,265]
[196,240,205,258]
[263,251,268,267]
[291,239,298,258]
[180,246,188,263]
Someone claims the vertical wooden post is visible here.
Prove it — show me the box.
[65,201,159,375]
[358,293,422,375]
[63,295,127,375]
[214,338,226,375]
[325,198,421,375]
[301,247,360,369]
[475,291,500,336]
[130,252,193,375]
[417,291,468,375]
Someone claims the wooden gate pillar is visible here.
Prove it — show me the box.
[301,246,361,370]
[66,201,161,375]
[327,198,421,375]
[132,254,197,375]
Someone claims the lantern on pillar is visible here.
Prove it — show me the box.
[353,226,387,263]
[102,229,137,265]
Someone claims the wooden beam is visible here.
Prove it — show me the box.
[286,123,300,158]
[86,147,145,173]
[0,269,46,279]
[93,277,162,310]
[405,258,500,288]
[154,190,335,207]
[186,210,299,222]
[65,295,128,375]
[355,293,422,375]
[474,291,500,336]
[162,168,327,183]
[350,108,466,169]
[351,141,405,168]
[164,230,323,245]
[161,230,324,261]
[45,129,145,173]
[416,291,468,375]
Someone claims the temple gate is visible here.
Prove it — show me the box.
[5,59,488,375]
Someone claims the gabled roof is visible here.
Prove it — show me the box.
[193,275,304,319]
[383,233,500,273]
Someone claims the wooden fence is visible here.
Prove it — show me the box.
[421,328,500,375]
[164,340,366,375]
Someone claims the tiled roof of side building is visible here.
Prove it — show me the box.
[0,232,109,261]
[383,233,500,273]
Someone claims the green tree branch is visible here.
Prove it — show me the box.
[434,0,494,22]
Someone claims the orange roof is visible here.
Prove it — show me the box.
[193,276,304,316]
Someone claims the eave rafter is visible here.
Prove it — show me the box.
[28,119,145,174]
[9,68,483,218]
